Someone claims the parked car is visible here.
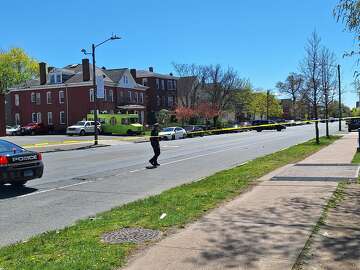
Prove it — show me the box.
[66,121,102,136]
[0,139,44,187]
[347,118,360,132]
[159,127,187,140]
[6,125,21,136]
[183,125,204,137]
[251,120,286,132]
[20,123,48,135]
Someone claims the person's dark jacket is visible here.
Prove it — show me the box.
[150,129,160,146]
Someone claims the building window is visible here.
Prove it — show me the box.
[50,73,62,84]
[56,74,61,83]
[31,92,36,104]
[104,88,107,101]
[36,93,41,105]
[15,113,20,125]
[47,112,53,125]
[59,91,65,104]
[50,74,56,84]
[162,96,167,107]
[31,112,37,123]
[124,75,128,84]
[142,78,148,86]
[156,79,160,89]
[139,92,144,103]
[128,91,132,102]
[47,92,52,104]
[109,89,114,102]
[161,80,165,90]
[173,80,177,89]
[15,94,19,106]
[167,80,172,90]
[156,95,161,106]
[60,111,65,124]
[168,96,174,107]
[89,89,94,102]
[134,92,138,103]
[37,112,42,123]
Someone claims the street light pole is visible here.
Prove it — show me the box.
[92,43,98,145]
[81,34,121,146]
[266,90,270,120]
[338,64,342,131]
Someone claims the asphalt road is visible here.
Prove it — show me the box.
[0,123,342,246]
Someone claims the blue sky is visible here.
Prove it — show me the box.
[1,0,358,107]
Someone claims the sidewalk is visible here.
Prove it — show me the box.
[121,133,359,270]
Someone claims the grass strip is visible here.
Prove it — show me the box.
[292,181,346,270]
[0,136,339,270]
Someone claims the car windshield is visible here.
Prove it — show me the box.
[162,128,175,132]
[0,140,24,154]
[183,126,193,131]
[76,121,86,126]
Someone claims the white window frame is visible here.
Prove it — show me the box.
[15,113,20,125]
[139,92,144,103]
[56,73,62,84]
[89,89,94,102]
[47,92,52,104]
[47,112,53,125]
[59,90,65,104]
[109,89,114,102]
[31,92,36,103]
[31,112,37,123]
[50,74,56,84]
[60,111,65,124]
[36,93,41,105]
[14,94,19,106]
[37,112,42,123]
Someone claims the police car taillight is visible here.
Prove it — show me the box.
[0,156,8,165]
[37,153,42,161]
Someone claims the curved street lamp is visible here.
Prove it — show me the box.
[81,34,121,145]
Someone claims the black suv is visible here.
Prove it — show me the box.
[252,120,286,132]
[347,118,360,132]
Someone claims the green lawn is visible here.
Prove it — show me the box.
[352,151,360,164]
[0,136,339,270]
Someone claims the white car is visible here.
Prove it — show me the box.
[66,121,101,136]
[159,127,187,140]
[6,125,21,136]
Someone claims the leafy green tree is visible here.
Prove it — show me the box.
[248,91,282,120]
[0,48,38,93]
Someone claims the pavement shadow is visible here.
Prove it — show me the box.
[183,183,332,269]
[0,185,38,199]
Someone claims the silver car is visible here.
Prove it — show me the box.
[159,127,187,140]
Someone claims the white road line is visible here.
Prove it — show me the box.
[17,180,94,198]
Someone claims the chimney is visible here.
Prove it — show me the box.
[130,69,137,80]
[149,67,154,72]
[82,59,90,81]
[39,62,47,85]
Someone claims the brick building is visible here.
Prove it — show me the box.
[7,60,148,132]
[130,67,178,124]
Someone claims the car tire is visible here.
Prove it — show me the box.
[80,130,86,136]
[172,134,175,140]
[127,130,134,136]
[277,128,282,132]
[256,129,262,132]
[11,181,27,187]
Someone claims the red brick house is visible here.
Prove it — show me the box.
[130,67,178,124]
[7,59,148,132]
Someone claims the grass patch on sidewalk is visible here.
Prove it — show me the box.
[352,151,360,164]
[0,136,339,270]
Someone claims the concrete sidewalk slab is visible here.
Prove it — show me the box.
[123,180,337,270]
[301,184,360,270]
[271,164,360,182]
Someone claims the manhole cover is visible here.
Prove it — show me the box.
[102,228,162,244]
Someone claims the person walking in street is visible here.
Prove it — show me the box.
[149,123,161,167]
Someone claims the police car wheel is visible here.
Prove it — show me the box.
[80,130,86,136]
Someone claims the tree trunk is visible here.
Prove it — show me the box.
[325,94,329,138]
[314,96,320,144]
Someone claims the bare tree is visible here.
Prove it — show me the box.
[320,47,337,137]
[301,31,323,144]
[276,73,304,119]
[172,63,207,108]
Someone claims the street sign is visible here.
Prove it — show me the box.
[96,75,105,98]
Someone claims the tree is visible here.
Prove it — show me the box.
[319,47,337,137]
[175,106,195,126]
[0,48,38,93]
[334,0,360,63]
[248,91,282,120]
[276,73,304,119]
[301,31,323,144]
[196,102,220,126]
[172,63,207,108]
[232,84,254,121]
[156,109,171,126]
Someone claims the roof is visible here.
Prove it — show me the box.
[136,70,179,80]
[103,69,127,83]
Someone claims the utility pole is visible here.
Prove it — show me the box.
[91,44,98,145]
[266,90,270,120]
[338,64,342,131]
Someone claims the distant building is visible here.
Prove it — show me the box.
[131,67,178,124]
[7,59,148,132]
[0,94,5,136]
[280,98,292,119]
